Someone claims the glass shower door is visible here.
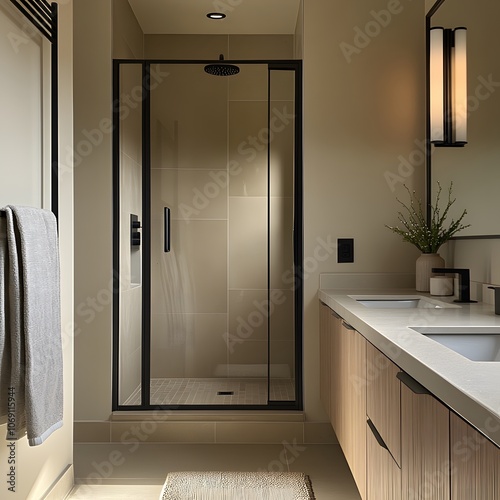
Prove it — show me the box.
[149,63,271,406]
[113,60,302,410]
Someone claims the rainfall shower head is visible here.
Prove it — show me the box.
[204,54,240,77]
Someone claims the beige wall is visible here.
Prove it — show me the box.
[294,0,304,59]
[145,34,294,60]
[74,0,113,421]
[426,0,438,14]
[113,0,143,59]
[303,0,426,420]
[0,0,74,497]
[74,0,145,417]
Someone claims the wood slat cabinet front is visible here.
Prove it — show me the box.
[319,302,331,419]
[366,342,402,499]
[367,418,402,500]
[366,341,401,466]
[337,320,367,500]
[320,304,366,500]
[450,412,500,499]
[329,308,342,434]
[401,376,450,500]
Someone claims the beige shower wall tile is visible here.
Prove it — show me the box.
[228,340,268,368]
[119,287,142,405]
[269,289,294,341]
[270,72,295,101]
[270,197,294,289]
[270,340,295,377]
[150,219,227,313]
[228,64,268,101]
[150,313,194,378]
[119,346,141,405]
[229,101,268,197]
[145,34,227,59]
[120,153,142,216]
[119,287,142,355]
[229,198,267,289]
[150,313,228,378]
[151,168,228,221]
[149,64,227,170]
[119,64,143,164]
[228,35,294,60]
[145,34,293,60]
[229,290,268,342]
[119,153,142,291]
[270,101,294,198]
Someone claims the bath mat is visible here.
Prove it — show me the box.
[159,471,315,499]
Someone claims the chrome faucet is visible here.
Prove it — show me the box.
[431,268,477,303]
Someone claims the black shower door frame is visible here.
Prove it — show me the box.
[112,59,303,411]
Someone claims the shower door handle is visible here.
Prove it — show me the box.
[164,207,171,252]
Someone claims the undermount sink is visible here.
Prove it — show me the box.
[351,295,457,309]
[410,326,500,362]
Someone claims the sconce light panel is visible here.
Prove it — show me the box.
[453,28,467,144]
[430,26,467,147]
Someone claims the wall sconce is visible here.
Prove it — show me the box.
[430,27,467,147]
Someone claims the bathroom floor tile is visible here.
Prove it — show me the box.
[72,443,361,499]
[68,484,162,499]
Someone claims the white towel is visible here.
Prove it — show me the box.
[1,206,63,446]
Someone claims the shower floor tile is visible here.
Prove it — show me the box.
[124,378,295,406]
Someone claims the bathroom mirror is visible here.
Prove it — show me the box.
[427,0,500,237]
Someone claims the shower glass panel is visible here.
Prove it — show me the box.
[269,69,296,402]
[116,63,143,406]
[113,60,302,410]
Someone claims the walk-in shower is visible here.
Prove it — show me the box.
[112,59,303,410]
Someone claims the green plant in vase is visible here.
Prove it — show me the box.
[386,182,470,291]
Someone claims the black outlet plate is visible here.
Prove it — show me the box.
[338,238,354,263]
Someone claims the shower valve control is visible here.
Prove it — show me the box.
[131,214,141,247]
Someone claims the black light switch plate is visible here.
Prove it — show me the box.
[338,238,354,263]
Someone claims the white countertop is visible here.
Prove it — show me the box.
[319,288,500,447]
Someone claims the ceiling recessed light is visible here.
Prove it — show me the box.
[207,12,226,20]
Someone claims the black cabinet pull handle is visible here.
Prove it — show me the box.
[367,418,388,450]
[164,207,170,252]
[342,321,355,331]
[397,372,430,395]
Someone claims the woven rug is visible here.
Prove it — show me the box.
[159,471,315,499]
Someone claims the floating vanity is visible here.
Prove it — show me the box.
[319,284,500,500]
